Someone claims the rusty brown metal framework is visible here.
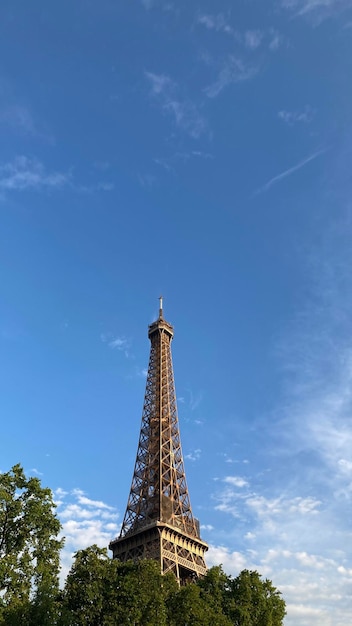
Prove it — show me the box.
[109,298,208,582]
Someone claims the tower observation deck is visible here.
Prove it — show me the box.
[109,298,208,582]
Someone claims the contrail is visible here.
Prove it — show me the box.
[255,148,326,195]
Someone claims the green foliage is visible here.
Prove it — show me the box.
[61,549,176,626]
[167,580,232,626]
[197,564,232,616]
[0,464,64,626]
[61,551,286,625]
[227,569,287,626]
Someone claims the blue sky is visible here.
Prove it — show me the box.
[1,0,352,623]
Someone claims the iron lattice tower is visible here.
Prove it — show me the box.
[110,298,208,582]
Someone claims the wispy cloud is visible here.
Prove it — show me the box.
[197,16,284,52]
[141,0,175,10]
[30,467,43,476]
[197,13,234,34]
[255,148,326,194]
[138,173,157,189]
[244,30,264,50]
[146,72,174,96]
[0,102,54,143]
[223,476,249,488]
[282,0,352,21]
[0,156,114,196]
[278,106,315,125]
[164,100,206,138]
[76,181,114,193]
[269,29,285,50]
[0,104,37,135]
[101,333,131,358]
[186,389,203,411]
[154,150,213,174]
[72,489,116,511]
[0,156,70,192]
[145,71,207,138]
[204,56,258,98]
[185,448,201,461]
[109,337,128,350]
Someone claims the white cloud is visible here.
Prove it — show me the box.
[141,0,175,10]
[96,181,114,191]
[0,104,36,135]
[244,531,256,540]
[269,30,285,50]
[138,173,157,189]
[0,102,54,142]
[0,156,114,197]
[145,71,175,96]
[278,106,315,124]
[204,56,258,98]
[72,488,116,510]
[56,487,119,585]
[246,495,321,518]
[188,389,203,411]
[197,16,283,53]
[145,71,207,138]
[281,0,352,20]
[101,333,131,357]
[30,468,43,476]
[109,337,128,350]
[244,30,263,50]
[153,150,213,175]
[74,180,114,194]
[185,448,201,461]
[164,100,206,138]
[0,156,70,192]
[197,13,233,34]
[135,367,148,378]
[223,476,249,488]
[207,544,247,573]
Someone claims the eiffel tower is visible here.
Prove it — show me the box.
[109,298,208,582]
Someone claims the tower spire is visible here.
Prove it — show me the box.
[109,302,208,582]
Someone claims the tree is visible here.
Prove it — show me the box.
[62,549,177,626]
[62,554,286,625]
[60,545,113,625]
[168,580,233,626]
[197,564,232,616]
[0,464,63,625]
[228,569,286,626]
